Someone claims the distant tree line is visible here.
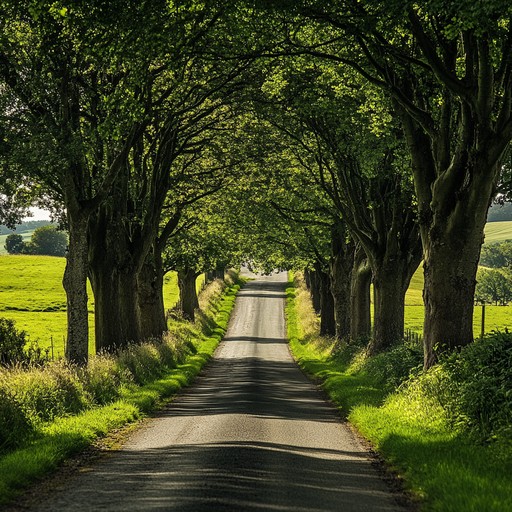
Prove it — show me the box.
[4,226,67,257]
[487,203,512,223]
[0,220,52,234]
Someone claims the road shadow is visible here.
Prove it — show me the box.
[38,441,403,512]
[165,353,339,423]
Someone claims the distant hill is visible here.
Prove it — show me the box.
[484,221,512,243]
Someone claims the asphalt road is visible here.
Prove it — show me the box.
[31,271,406,511]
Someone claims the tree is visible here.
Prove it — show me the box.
[0,1,152,362]
[264,1,512,367]
[30,225,67,256]
[4,233,24,254]
[475,269,512,306]
[480,241,512,269]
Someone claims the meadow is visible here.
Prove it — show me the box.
[0,254,200,356]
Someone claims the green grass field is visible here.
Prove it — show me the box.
[483,220,512,243]
[0,255,201,356]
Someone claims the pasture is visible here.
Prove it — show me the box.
[0,255,191,355]
[404,219,512,335]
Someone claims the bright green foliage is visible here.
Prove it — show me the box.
[0,317,27,364]
[0,388,33,451]
[402,331,512,443]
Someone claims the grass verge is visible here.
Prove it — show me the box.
[286,272,512,512]
[0,277,240,505]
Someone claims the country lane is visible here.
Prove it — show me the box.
[28,271,407,511]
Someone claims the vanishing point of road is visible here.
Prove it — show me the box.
[30,271,407,511]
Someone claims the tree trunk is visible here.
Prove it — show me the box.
[422,213,487,368]
[350,246,372,342]
[304,268,311,290]
[400,110,498,368]
[368,262,408,354]
[330,226,354,341]
[317,264,336,336]
[63,210,90,364]
[89,261,124,352]
[138,251,167,340]
[309,268,322,315]
[178,268,200,321]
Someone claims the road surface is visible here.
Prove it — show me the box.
[30,271,406,511]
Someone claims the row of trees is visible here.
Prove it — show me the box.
[0,1,511,370]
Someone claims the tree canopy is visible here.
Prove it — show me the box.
[1,1,511,369]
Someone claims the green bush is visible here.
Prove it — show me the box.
[4,361,91,424]
[4,233,25,254]
[395,331,512,443]
[0,318,27,365]
[80,354,129,405]
[0,388,33,450]
[360,341,424,392]
[442,331,512,441]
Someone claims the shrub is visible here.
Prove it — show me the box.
[359,341,424,392]
[4,233,25,254]
[0,387,33,450]
[441,331,512,441]
[396,331,512,443]
[80,354,130,405]
[4,361,91,424]
[0,317,27,365]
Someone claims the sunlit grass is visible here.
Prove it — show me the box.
[484,220,512,243]
[287,273,512,512]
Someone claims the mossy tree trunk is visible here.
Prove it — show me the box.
[178,268,201,321]
[350,245,372,342]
